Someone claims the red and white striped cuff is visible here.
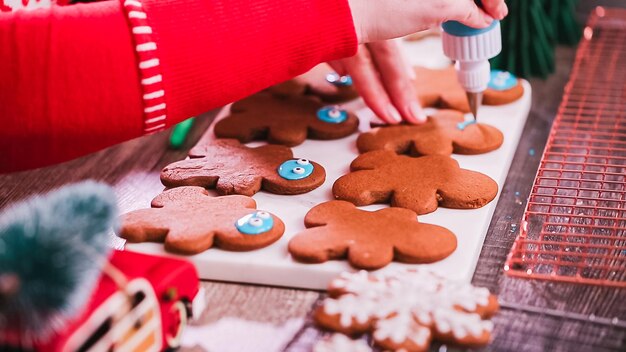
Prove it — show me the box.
[121,0,168,134]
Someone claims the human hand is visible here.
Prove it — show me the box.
[332,1,508,124]
[348,0,508,43]
[328,41,424,124]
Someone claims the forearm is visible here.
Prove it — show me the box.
[0,1,142,173]
[146,0,357,121]
[0,0,357,173]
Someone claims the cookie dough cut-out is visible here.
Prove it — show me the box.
[269,63,359,103]
[118,186,285,254]
[161,139,326,196]
[214,92,358,146]
[288,201,457,270]
[333,151,498,215]
[357,110,503,156]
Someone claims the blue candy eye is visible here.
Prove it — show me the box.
[278,159,314,180]
[488,70,517,91]
[235,211,274,235]
[326,73,353,86]
[317,106,348,124]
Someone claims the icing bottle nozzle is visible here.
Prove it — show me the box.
[441,0,502,120]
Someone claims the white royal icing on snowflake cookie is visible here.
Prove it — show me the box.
[313,334,371,352]
[320,268,497,351]
[374,313,431,346]
[330,270,388,298]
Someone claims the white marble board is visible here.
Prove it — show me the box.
[126,37,532,290]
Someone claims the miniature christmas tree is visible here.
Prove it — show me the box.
[491,0,556,78]
[0,181,118,338]
[544,0,581,45]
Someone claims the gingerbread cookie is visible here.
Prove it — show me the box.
[288,201,456,270]
[161,139,326,196]
[483,70,524,106]
[269,64,359,103]
[357,110,503,156]
[332,151,498,215]
[315,269,499,352]
[214,92,359,146]
[313,334,371,352]
[413,66,470,113]
[118,186,285,254]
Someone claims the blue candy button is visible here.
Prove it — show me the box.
[317,106,348,124]
[235,211,274,235]
[326,73,353,86]
[278,159,314,180]
[488,70,518,91]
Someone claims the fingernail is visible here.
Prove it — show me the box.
[409,101,427,123]
[386,105,403,123]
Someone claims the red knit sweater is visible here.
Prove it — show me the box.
[0,0,357,173]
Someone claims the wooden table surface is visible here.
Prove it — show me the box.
[1,23,625,352]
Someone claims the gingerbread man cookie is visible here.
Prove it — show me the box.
[288,201,457,270]
[357,110,503,156]
[483,70,524,106]
[269,64,359,103]
[315,269,499,352]
[161,139,326,196]
[414,66,523,111]
[214,92,359,147]
[332,151,498,215]
[413,66,471,113]
[118,187,285,254]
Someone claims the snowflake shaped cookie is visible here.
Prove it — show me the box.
[315,269,499,352]
[313,334,371,352]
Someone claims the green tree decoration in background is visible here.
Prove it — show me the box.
[0,181,117,339]
[545,0,581,46]
[491,0,581,79]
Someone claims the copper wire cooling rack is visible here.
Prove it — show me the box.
[505,7,626,287]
